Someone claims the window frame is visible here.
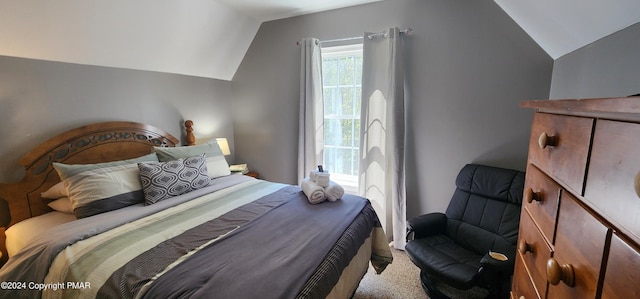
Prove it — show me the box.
[320,43,363,194]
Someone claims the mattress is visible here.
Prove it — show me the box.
[5,211,76,257]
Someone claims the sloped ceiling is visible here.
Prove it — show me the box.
[494,0,640,59]
[214,0,382,22]
[1,0,639,80]
[0,0,262,81]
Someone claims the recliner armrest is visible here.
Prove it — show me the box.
[406,212,447,241]
[478,252,515,299]
[479,252,513,273]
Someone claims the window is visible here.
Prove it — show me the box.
[321,43,363,193]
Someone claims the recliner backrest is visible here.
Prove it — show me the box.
[444,164,525,256]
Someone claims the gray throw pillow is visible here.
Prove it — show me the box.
[138,154,211,205]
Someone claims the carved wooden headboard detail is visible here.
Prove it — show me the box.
[0,121,180,228]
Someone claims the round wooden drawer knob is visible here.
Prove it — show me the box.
[538,132,557,149]
[547,258,575,287]
[518,239,533,255]
[524,188,542,204]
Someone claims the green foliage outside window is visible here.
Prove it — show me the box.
[321,50,362,177]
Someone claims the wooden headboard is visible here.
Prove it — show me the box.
[0,121,180,228]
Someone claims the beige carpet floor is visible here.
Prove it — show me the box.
[353,248,427,299]
[353,248,489,299]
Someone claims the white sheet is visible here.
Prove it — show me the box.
[5,211,76,257]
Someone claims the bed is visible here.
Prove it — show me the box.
[0,121,392,298]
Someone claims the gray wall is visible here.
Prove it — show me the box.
[550,22,640,99]
[232,0,553,216]
[0,56,235,183]
[0,0,555,218]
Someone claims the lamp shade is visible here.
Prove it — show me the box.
[216,138,231,156]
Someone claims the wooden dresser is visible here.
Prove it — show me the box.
[512,97,640,299]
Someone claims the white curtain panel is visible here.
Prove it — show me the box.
[297,38,324,183]
[359,28,407,249]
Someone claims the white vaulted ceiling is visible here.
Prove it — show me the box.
[0,0,639,80]
[0,0,262,80]
[493,0,640,59]
[213,0,382,22]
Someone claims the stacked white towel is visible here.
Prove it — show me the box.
[300,177,326,204]
[325,181,345,202]
[300,170,345,204]
[310,171,330,187]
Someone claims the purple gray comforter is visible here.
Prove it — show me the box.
[0,176,392,299]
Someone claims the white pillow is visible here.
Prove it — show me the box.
[47,197,74,214]
[41,182,68,199]
[154,142,231,179]
[53,153,158,218]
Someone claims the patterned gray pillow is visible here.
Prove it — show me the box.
[138,154,211,205]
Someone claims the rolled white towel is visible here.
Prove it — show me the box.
[325,180,345,202]
[300,177,326,204]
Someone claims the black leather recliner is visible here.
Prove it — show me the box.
[405,164,525,299]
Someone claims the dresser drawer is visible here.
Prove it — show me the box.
[601,233,640,298]
[517,210,552,298]
[585,120,640,244]
[512,252,541,299]
[523,164,561,244]
[548,192,610,299]
[527,113,593,194]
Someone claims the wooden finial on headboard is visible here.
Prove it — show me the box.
[185,120,196,146]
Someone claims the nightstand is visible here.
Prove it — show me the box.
[245,171,259,178]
